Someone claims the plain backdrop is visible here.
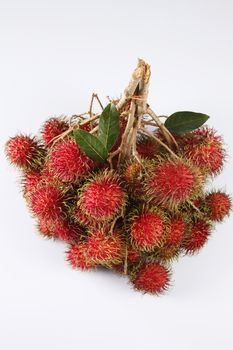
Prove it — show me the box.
[0,0,233,349]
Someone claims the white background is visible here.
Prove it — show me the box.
[0,1,233,349]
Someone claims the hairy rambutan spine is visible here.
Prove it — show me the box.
[78,171,127,223]
[183,220,211,254]
[205,191,231,222]
[179,127,225,176]
[5,135,45,170]
[146,157,204,209]
[66,243,96,270]
[129,207,166,251]
[41,117,69,147]
[131,262,170,294]
[30,184,66,221]
[48,138,93,182]
[86,229,124,266]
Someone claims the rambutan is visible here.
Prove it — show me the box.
[127,245,140,262]
[86,229,123,265]
[154,245,181,262]
[22,171,41,195]
[205,191,231,222]
[48,138,93,182]
[132,262,170,294]
[5,135,45,170]
[53,220,82,244]
[41,117,68,147]
[147,158,203,208]
[136,137,159,159]
[130,209,165,251]
[78,171,126,222]
[180,127,225,175]
[31,184,65,221]
[165,216,185,246]
[183,220,211,254]
[37,218,55,238]
[67,243,96,270]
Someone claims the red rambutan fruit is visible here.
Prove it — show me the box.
[130,209,165,251]
[48,138,93,182]
[180,127,225,175]
[41,117,68,147]
[22,170,41,195]
[132,262,170,294]
[78,171,126,222]
[37,218,55,238]
[31,184,65,221]
[86,229,123,265]
[5,135,45,170]
[205,191,231,222]
[183,220,211,254]
[67,242,96,270]
[53,220,82,244]
[165,216,185,246]
[137,137,159,159]
[154,245,181,262]
[147,158,203,208]
[127,245,140,262]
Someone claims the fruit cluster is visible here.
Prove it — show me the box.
[5,61,231,294]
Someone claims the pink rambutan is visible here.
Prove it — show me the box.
[206,191,231,222]
[147,158,202,208]
[165,216,185,246]
[41,117,68,147]
[130,209,165,251]
[31,184,65,221]
[132,262,170,294]
[67,242,96,270]
[183,220,211,254]
[48,138,93,182]
[5,135,45,170]
[78,171,126,222]
[86,229,124,265]
[180,127,225,175]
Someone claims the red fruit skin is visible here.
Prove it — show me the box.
[165,217,185,246]
[41,118,68,146]
[86,230,123,265]
[183,221,210,254]
[137,139,159,159]
[133,263,170,294]
[53,220,82,244]
[79,173,126,222]
[181,127,225,175]
[22,171,41,195]
[48,138,93,182]
[31,184,65,221]
[206,191,231,222]
[5,135,44,169]
[67,243,96,270]
[131,211,164,251]
[37,218,55,238]
[127,245,140,262]
[148,160,198,208]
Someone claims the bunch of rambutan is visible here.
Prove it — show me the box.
[5,60,231,295]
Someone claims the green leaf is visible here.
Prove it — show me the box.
[98,103,120,151]
[164,111,209,135]
[74,129,108,162]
